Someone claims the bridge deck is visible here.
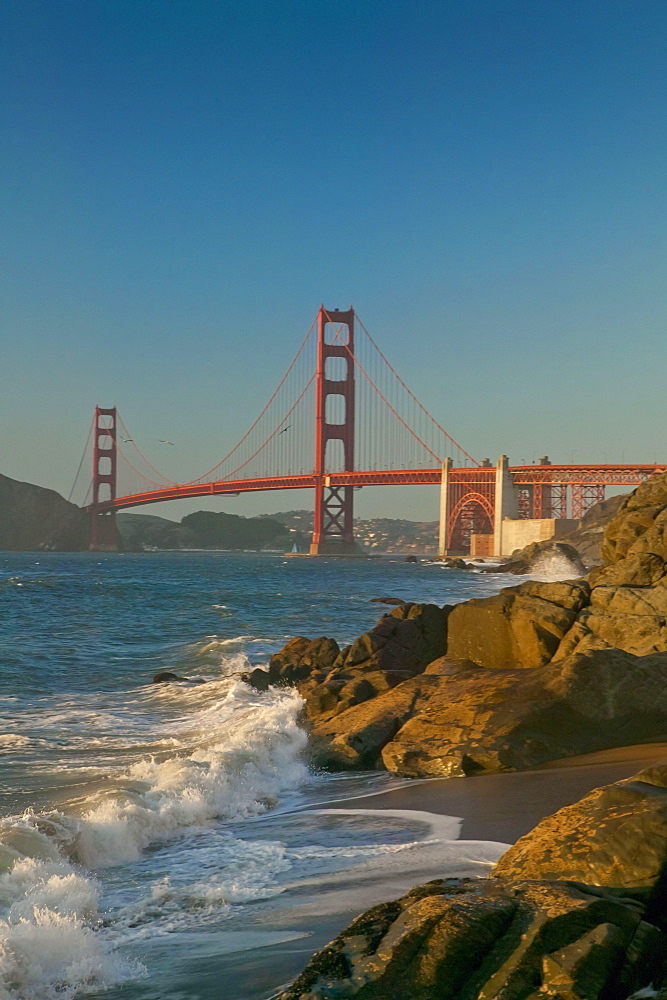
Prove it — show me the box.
[89,465,664,512]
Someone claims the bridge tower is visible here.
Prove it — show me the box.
[90,406,118,552]
[310,306,359,554]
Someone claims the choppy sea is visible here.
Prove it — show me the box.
[0,549,574,1000]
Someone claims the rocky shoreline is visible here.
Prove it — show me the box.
[247,471,667,779]
[277,758,667,999]
[242,471,667,998]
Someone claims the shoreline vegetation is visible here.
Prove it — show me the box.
[245,471,667,998]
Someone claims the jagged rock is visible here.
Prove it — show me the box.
[589,551,666,588]
[596,474,667,583]
[555,493,629,568]
[244,636,340,691]
[298,605,449,725]
[334,604,448,676]
[278,763,667,1000]
[277,877,656,1000]
[308,647,667,776]
[269,636,340,685]
[554,607,667,657]
[441,557,470,569]
[493,760,667,890]
[445,580,589,670]
[370,597,407,605]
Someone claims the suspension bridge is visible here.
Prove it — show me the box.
[71,306,664,554]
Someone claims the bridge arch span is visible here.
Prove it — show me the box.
[447,492,494,553]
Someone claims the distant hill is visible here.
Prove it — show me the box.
[117,509,295,551]
[0,474,88,551]
[261,510,439,554]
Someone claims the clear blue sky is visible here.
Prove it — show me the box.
[2,0,666,521]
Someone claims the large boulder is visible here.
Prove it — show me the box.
[445,580,589,670]
[493,760,667,891]
[277,878,658,1000]
[595,473,667,581]
[308,647,667,777]
[333,603,448,676]
[299,604,449,724]
[493,539,586,576]
[243,636,340,691]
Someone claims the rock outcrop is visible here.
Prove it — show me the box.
[0,474,89,551]
[244,636,340,691]
[493,761,667,890]
[308,646,667,775]
[278,762,667,1000]
[240,472,667,779]
[275,471,667,778]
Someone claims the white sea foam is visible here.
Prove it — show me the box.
[0,681,308,998]
[528,551,584,581]
[0,858,140,1000]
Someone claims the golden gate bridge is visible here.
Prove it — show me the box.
[70,307,664,554]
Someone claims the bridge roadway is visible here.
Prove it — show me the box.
[90,464,664,512]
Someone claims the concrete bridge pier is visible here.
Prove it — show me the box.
[493,454,518,557]
[437,458,452,557]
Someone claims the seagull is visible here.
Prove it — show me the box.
[278,425,291,435]
[122,437,133,443]
[159,439,175,446]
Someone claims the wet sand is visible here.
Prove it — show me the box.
[219,742,667,999]
[325,741,667,843]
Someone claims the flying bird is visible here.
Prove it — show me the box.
[122,437,133,443]
[278,425,291,435]
[159,439,175,446]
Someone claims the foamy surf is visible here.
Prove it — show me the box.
[0,680,309,999]
[528,550,584,581]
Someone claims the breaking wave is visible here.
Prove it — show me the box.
[0,679,307,999]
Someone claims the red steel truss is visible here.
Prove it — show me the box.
[91,465,663,512]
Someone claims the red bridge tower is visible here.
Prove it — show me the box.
[90,406,118,551]
[309,306,359,554]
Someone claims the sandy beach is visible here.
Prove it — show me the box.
[325,740,667,842]
[213,741,667,1000]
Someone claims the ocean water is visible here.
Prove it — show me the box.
[0,550,571,1000]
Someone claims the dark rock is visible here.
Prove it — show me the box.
[0,474,89,551]
[268,636,340,686]
[277,877,656,1000]
[435,556,470,569]
[333,604,449,678]
[299,605,449,727]
[152,671,203,684]
[242,667,271,691]
[240,637,340,692]
[370,597,407,605]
